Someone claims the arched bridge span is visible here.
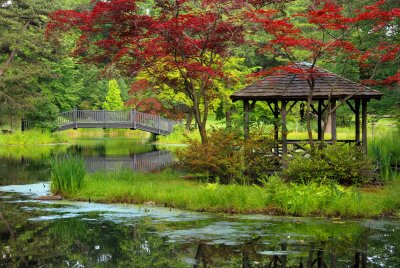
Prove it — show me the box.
[53,109,177,135]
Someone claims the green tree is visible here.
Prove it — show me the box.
[0,0,98,123]
[102,79,124,111]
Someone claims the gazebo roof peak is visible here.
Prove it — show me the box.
[230,63,383,101]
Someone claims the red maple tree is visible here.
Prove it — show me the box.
[48,0,289,143]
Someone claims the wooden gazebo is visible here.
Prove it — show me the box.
[230,63,382,155]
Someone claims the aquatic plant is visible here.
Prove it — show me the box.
[50,154,86,195]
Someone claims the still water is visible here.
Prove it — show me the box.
[0,138,399,267]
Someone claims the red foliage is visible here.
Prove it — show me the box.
[383,72,400,86]
[247,0,400,85]
[47,0,400,97]
[307,2,353,30]
[48,0,295,121]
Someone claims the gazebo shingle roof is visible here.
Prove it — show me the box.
[231,63,383,101]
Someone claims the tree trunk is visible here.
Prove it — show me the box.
[306,95,314,150]
[193,97,208,144]
[306,79,315,151]
[185,110,193,130]
[198,122,207,144]
[0,21,31,77]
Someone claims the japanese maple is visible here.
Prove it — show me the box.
[48,0,289,143]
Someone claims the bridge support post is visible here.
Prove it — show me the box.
[130,110,137,130]
[73,108,78,130]
[21,118,25,132]
[149,133,158,142]
[158,115,161,134]
[103,110,107,129]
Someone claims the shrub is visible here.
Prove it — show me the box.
[51,154,86,195]
[176,128,278,184]
[282,145,375,186]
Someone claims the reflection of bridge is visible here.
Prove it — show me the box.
[84,151,173,173]
[58,110,177,135]
[22,109,177,135]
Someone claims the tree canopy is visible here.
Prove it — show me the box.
[0,0,398,134]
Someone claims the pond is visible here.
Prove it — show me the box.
[0,138,399,267]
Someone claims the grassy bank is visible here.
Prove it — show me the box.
[0,128,150,146]
[0,130,68,145]
[65,169,400,218]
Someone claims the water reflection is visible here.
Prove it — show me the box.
[1,139,400,267]
[1,183,400,267]
[0,139,173,186]
[84,151,173,173]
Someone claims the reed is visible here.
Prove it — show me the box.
[50,154,86,196]
[369,129,400,181]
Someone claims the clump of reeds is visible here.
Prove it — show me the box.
[369,130,400,181]
[50,154,86,195]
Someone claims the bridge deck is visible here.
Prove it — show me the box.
[56,110,176,135]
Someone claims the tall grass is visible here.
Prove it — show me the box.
[69,170,399,218]
[50,154,86,196]
[0,130,68,145]
[157,125,200,144]
[369,129,400,181]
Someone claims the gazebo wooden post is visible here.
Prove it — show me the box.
[317,100,323,141]
[362,99,368,155]
[355,99,361,144]
[281,100,288,155]
[331,99,337,143]
[274,100,279,141]
[244,100,250,139]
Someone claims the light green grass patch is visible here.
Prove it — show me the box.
[0,130,68,145]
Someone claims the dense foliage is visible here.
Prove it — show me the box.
[103,79,124,111]
[0,0,399,133]
[176,128,278,184]
[283,145,376,186]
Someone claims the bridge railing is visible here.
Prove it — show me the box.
[56,109,176,134]
[57,111,74,127]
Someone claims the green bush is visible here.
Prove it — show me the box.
[50,154,86,195]
[283,145,375,186]
[176,128,278,184]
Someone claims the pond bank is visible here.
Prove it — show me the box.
[63,169,400,219]
[2,182,400,267]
